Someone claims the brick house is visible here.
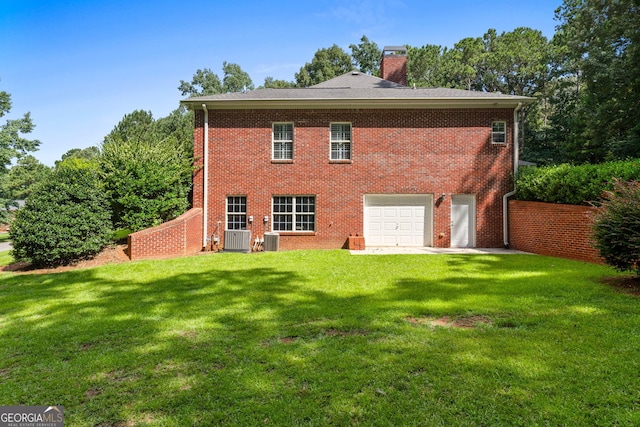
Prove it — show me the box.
[181,47,533,251]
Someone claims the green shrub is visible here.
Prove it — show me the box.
[592,179,640,275]
[9,158,113,267]
[516,159,640,205]
[100,110,193,232]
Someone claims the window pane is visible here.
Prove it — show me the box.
[273,214,292,231]
[331,123,351,141]
[492,132,506,143]
[273,196,292,213]
[331,142,351,160]
[296,214,315,231]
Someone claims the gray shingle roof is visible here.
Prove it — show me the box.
[181,71,534,109]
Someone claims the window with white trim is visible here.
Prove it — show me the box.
[226,196,247,230]
[330,123,351,160]
[491,121,506,144]
[272,123,293,160]
[272,196,315,231]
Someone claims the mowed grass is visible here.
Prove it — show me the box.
[0,250,639,426]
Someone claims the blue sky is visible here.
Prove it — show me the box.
[1,0,561,166]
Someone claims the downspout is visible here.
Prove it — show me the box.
[503,102,523,248]
[202,104,209,249]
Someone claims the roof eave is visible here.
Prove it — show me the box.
[181,97,535,110]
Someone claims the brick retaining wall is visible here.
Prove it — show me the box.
[508,200,603,264]
[128,208,203,260]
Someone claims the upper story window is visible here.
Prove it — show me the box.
[227,196,247,230]
[491,121,506,144]
[330,123,352,160]
[272,195,315,232]
[273,123,293,160]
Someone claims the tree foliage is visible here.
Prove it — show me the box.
[178,68,223,97]
[222,61,254,93]
[350,35,381,76]
[550,0,640,163]
[0,82,41,222]
[295,45,353,87]
[100,110,193,232]
[2,155,51,201]
[592,179,640,276]
[10,158,113,267]
[179,63,254,96]
[261,77,296,89]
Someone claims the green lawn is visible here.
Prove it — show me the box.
[0,250,638,426]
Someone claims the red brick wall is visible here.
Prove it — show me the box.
[128,208,203,260]
[508,200,603,264]
[193,108,515,250]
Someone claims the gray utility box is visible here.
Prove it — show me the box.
[263,232,280,252]
[224,230,251,252]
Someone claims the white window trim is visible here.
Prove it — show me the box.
[271,195,316,232]
[491,121,507,144]
[330,122,352,160]
[272,123,294,160]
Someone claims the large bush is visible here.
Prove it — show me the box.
[516,159,640,205]
[100,110,193,232]
[10,158,113,267]
[592,179,640,276]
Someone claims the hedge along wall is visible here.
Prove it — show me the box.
[508,200,603,264]
[128,208,203,260]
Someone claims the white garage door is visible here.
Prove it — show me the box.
[364,195,433,247]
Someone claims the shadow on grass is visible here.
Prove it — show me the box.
[0,253,637,425]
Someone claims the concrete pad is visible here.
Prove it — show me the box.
[350,247,531,255]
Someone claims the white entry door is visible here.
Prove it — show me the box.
[451,195,476,248]
[364,195,432,247]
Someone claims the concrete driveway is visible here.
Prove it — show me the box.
[0,242,12,252]
[350,247,530,255]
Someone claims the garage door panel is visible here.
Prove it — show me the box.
[368,208,382,218]
[364,195,432,247]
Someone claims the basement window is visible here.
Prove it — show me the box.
[491,121,506,144]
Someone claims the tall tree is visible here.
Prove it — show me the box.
[350,35,381,76]
[295,45,353,87]
[0,82,41,221]
[222,61,254,92]
[178,68,223,97]
[180,63,254,96]
[553,0,640,162]
[407,44,448,88]
[2,155,51,201]
[483,27,550,97]
[444,37,486,91]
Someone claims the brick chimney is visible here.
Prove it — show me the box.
[380,46,407,86]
